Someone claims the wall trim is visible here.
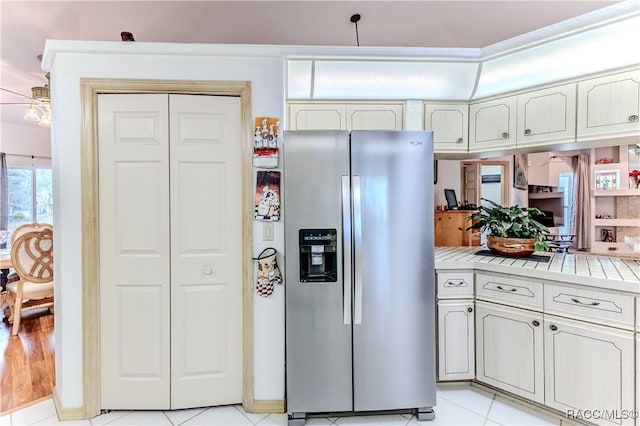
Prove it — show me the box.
[77,78,254,418]
[250,399,286,414]
[53,387,85,421]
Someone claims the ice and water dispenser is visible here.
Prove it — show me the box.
[298,229,337,282]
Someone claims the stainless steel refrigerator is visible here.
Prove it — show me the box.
[283,130,436,425]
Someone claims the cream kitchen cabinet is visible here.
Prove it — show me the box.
[475,301,544,404]
[424,103,468,153]
[437,300,475,381]
[287,102,404,130]
[577,69,640,140]
[544,315,635,425]
[516,83,576,147]
[468,96,517,152]
[436,271,475,381]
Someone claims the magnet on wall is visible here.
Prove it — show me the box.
[253,116,280,168]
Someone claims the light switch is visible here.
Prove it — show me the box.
[262,222,274,241]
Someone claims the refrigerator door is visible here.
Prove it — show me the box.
[350,131,436,412]
[284,131,353,414]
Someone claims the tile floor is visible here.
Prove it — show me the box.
[0,385,577,426]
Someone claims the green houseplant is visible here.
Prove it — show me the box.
[467,199,549,256]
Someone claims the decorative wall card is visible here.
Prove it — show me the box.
[253,117,281,168]
[595,170,620,190]
[255,170,281,221]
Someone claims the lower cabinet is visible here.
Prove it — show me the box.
[544,315,635,426]
[437,300,475,380]
[475,301,544,404]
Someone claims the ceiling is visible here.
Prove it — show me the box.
[0,0,627,127]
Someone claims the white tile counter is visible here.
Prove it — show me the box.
[435,247,640,294]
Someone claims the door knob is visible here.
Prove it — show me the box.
[203,265,214,275]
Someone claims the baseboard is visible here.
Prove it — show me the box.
[52,387,86,421]
[246,399,286,414]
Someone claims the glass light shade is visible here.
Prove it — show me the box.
[23,105,41,121]
[38,106,51,127]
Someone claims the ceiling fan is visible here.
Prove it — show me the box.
[0,72,51,127]
[0,53,52,127]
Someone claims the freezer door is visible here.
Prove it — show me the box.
[283,131,353,414]
[350,131,436,412]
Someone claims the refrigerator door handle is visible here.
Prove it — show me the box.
[341,176,352,325]
[353,175,363,325]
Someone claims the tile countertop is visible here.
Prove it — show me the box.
[434,247,640,295]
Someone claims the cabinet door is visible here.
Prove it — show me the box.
[544,315,635,425]
[475,301,544,403]
[347,104,404,130]
[577,70,640,139]
[437,300,475,381]
[517,84,576,147]
[424,104,468,152]
[288,103,347,130]
[469,96,517,152]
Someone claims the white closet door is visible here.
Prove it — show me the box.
[99,94,171,409]
[169,94,243,408]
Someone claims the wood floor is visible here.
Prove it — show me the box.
[0,306,55,414]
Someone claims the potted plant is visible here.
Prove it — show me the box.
[467,199,549,257]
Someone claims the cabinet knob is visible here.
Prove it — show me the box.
[501,132,509,138]
[203,265,214,275]
[524,129,532,136]
[457,137,464,143]
[629,114,639,122]
[549,324,558,331]
[532,320,540,327]
[467,307,473,313]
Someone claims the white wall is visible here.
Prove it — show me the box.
[46,43,286,410]
[0,122,51,165]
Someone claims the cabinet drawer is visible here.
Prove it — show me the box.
[544,284,635,330]
[475,273,543,309]
[437,272,474,297]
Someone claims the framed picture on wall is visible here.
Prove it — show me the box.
[513,154,528,190]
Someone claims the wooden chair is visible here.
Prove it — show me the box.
[6,228,54,336]
[5,223,53,285]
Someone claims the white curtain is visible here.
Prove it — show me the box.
[571,153,591,250]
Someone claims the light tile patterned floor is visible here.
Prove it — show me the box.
[0,385,574,426]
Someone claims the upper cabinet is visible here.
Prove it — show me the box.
[577,70,640,140]
[287,102,404,131]
[516,84,576,147]
[424,103,469,153]
[468,96,517,152]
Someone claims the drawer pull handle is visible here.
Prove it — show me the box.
[571,297,600,306]
[532,320,540,327]
[550,324,558,331]
[496,285,517,292]
[447,281,465,286]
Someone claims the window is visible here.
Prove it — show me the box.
[558,172,574,234]
[7,167,53,234]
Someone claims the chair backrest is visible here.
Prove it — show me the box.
[11,222,53,244]
[10,228,54,283]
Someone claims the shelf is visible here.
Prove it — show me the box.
[528,192,563,199]
[593,218,640,227]
[592,162,622,171]
[592,189,640,196]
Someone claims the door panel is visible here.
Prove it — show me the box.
[99,94,171,409]
[169,94,243,408]
[283,131,353,414]
[351,131,436,411]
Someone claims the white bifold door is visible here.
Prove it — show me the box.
[98,93,242,410]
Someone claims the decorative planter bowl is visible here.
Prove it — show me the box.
[487,235,537,257]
